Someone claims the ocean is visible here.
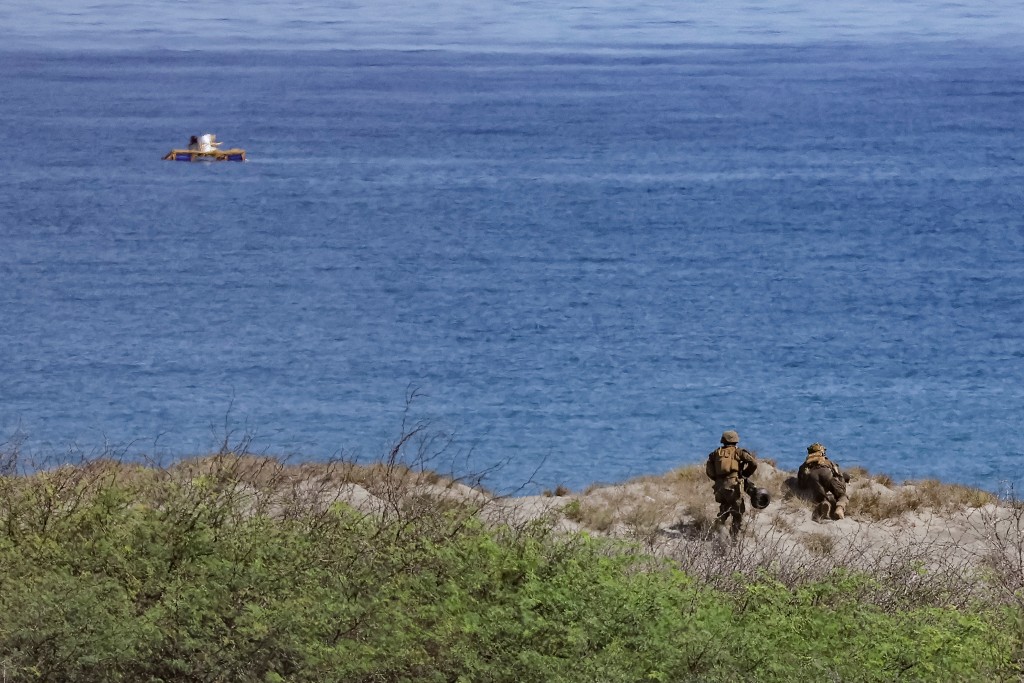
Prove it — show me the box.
[1,0,1023,493]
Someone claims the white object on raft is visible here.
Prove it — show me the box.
[198,133,221,152]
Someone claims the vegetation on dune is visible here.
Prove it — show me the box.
[0,438,1021,682]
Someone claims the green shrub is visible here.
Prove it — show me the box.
[0,462,1019,682]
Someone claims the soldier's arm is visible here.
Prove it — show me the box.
[740,449,758,477]
[829,458,849,481]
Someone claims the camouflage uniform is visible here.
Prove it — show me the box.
[705,430,758,536]
[798,443,850,521]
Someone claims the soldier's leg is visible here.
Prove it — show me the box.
[828,478,849,520]
[728,490,745,537]
[712,488,730,534]
[711,498,735,546]
[729,508,743,537]
[806,470,832,522]
[714,490,728,522]
[714,485,734,521]
[713,484,742,537]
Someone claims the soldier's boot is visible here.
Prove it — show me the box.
[710,512,729,541]
[832,495,849,520]
[812,500,832,522]
[712,525,731,552]
[729,515,742,539]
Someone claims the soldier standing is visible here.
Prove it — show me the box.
[705,430,758,537]
[798,443,850,521]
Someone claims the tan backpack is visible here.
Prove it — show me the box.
[804,452,829,468]
[710,446,742,478]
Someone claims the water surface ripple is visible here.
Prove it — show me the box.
[1,4,1023,492]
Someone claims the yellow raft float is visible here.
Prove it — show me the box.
[163,133,246,162]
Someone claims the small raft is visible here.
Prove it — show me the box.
[163,148,247,162]
[163,133,245,162]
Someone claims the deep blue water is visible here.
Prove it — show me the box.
[2,3,1024,493]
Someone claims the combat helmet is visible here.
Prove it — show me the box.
[721,430,740,445]
[807,442,826,454]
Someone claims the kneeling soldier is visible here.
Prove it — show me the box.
[798,443,850,521]
[705,430,758,537]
